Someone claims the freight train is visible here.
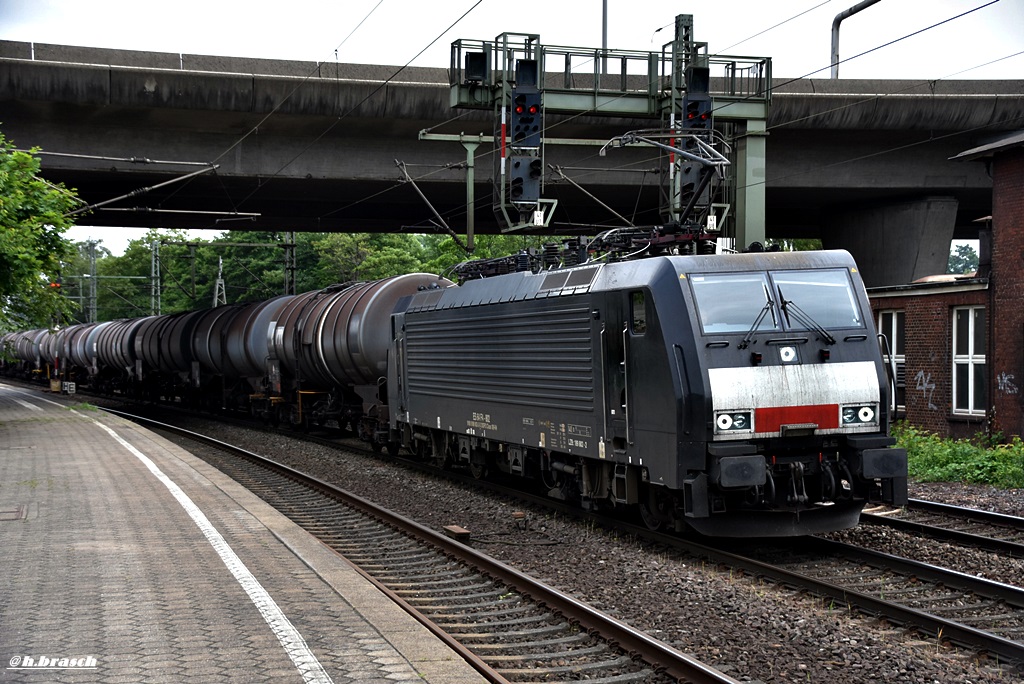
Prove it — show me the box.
[1,244,907,537]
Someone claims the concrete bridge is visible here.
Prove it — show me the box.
[1,40,1022,285]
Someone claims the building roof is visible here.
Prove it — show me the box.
[867,275,988,298]
[951,129,1024,161]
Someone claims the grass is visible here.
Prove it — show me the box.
[892,421,1024,488]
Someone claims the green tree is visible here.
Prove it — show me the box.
[62,240,115,324]
[947,243,979,275]
[312,233,426,283]
[0,133,81,330]
[213,230,295,304]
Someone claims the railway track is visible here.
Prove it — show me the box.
[16,383,1022,676]
[711,535,1024,667]
[863,500,1024,557]
[102,407,739,684]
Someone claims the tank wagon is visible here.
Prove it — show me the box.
[1,249,907,537]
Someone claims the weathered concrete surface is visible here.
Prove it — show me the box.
[0,40,1018,241]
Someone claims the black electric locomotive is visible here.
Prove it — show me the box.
[387,248,906,537]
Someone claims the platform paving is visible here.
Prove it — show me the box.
[0,383,486,683]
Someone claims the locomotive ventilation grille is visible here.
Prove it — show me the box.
[404,302,595,412]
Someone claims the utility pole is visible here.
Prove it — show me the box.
[150,241,161,315]
[87,240,98,323]
[212,257,227,307]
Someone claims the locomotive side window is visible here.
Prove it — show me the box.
[771,269,863,330]
[631,291,647,335]
[690,273,777,334]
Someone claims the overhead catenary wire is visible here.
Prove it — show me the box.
[225,0,485,213]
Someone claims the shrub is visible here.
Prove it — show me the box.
[890,422,1024,488]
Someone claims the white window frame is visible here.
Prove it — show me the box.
[877,310,905,411]
[952,306,986,416]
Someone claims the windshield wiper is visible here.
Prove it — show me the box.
[778,287,837,345]
[739,286,775,349]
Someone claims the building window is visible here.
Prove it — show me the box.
[952,306,986,415]
[877,310,905,410]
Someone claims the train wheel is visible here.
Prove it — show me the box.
[639,502,663,531]
[638,487,671,532]
[468,448,489,481]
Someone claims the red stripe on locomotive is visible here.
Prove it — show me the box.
[754,404,840,432]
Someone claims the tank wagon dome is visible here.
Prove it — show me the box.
[272,274,452,388]
[67,321,114,369]
[222,295,295,379]
[157,309,209,374]
[11,329,44,363]
[191,304,244,375]
[96,317,155,371]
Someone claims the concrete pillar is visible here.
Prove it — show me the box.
[734,118,767,250]
[821,196,958,288]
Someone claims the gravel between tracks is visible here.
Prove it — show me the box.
[167,418,1019,684]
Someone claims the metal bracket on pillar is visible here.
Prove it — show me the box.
[416,132,493,253]
[498,197,559,233]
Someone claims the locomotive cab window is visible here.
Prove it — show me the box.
[630,291,647,335]
[771,269,863,331]
[690,273,777,334]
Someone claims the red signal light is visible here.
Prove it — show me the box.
[49,282,61,288]
[528,104,539,114]
[514,104,524,114]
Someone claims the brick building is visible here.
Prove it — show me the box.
[867,130,1024,439]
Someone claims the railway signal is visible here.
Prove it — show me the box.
[510,89,542,148]
[509,154,540,203]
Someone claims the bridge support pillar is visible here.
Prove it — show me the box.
[822,196,958,287]
[734,118,767,250]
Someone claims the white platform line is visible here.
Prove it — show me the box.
[85,414,334,684]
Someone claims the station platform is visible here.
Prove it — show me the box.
[0,382,487,684]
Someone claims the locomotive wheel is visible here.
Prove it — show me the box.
[429,440,450,470]
[468,452,489,479]
[639,502,663,531]
[638,487,672,532]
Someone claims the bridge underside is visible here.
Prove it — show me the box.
[1,42,1018,284]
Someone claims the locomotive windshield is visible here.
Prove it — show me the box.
[690,268,863,335]
[690,273,778,334]
[772,269,863,330]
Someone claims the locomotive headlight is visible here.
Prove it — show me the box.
[841,404,877,425]
[715,411,753,433]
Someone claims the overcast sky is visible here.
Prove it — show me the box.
[1,0,1019,252]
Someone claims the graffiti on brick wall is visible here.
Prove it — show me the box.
[914,370,938,410]
[997,372,1019,395]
